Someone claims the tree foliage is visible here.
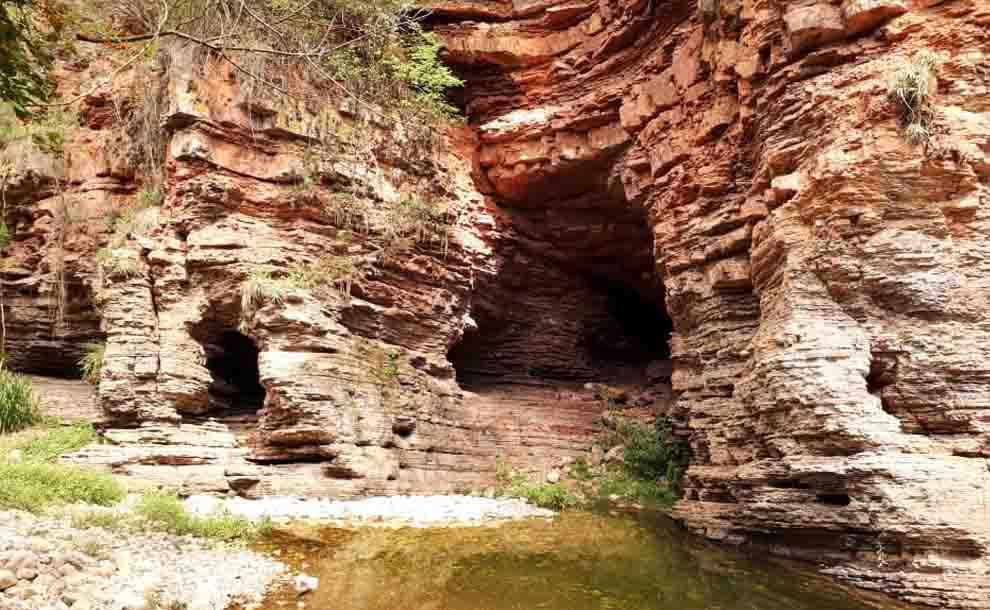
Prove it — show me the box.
[76,0,463,124]
[0,0,66,115]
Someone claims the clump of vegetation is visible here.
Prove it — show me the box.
[287,255,365,299]
[242,255,366,310]
[386,29,465,120]
[96,247,140,278]
[0,362,40,434]
[0,107,76,154]
[0,220,10,249]
[70,492,274,542]
[77,0,463,127]
[1,416,120,512]
[78,342,105,385]
[382,196,456,257]
[0,462,126,512]
[596,415,691,505]
[105,190,161,248]
[367,343,401,387]
[136,186,163,208]
[241,268,287,310]
[132,492,273,541]
[325,195,371,234]
[495,457,582,511]
[887,50,939,144]
[15,421,96,462]
[0,0,68,115]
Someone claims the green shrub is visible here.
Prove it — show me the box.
[0,364,40,434]
[598,469,679,506]
[494,457,581,511]
[0,462,125,511]
[507,481,581,511]
[96,248,140,278]
[286,255,364,298]
[621,417,690,485]
[383,196,455,256]
[78,343,105,385]
[567,457,593,481]
[0,220,10,249]
[595,415,691,505]
[387,29,465,120]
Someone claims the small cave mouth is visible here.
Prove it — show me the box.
[203,331,266,415]
[816,493,852,507]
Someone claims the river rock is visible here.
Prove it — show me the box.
[0,570,17,590]
[294,574,319,594]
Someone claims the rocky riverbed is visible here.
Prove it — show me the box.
[0,509,284,610]
[0,495,557,610]
[182,494,555,527]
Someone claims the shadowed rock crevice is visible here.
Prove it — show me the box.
[200,330,266,415]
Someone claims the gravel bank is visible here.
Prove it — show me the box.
[184,494,555,527]
[0,509,285,610]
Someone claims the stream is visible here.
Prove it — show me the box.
[250,510,890,610]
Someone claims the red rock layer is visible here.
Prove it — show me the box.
[435,0,990,607]
[1,0,989,606]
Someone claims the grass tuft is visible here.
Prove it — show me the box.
[0,363,41,434]
[133,492,274,541]
[0,462,125,512]
[78,343,105,385]
[887,50,939,144]
[241,268,288,310]
[16,422,96,462]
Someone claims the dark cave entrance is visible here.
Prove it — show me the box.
[590,279,672,365]
[447,264,673,391]
[202,331,266,415]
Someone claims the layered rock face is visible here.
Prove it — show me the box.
[2,0,990,607]
[432,0,990,607]
[2,30,665,498]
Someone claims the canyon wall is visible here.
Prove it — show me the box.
[434,0,990,607]
[1,0,989,607]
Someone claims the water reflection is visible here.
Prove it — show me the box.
[252,511,883,610]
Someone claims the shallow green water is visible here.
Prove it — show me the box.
[253,511,887,610]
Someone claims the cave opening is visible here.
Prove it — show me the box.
[447,266,673,392]
[202,330,266,416]
[589,278,672,365]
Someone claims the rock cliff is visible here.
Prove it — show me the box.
[1,0,989,607]
[434,0,990,607]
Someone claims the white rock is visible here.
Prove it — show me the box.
[0,569,16,590]
[294,574,319,594]
[117,592,149,610]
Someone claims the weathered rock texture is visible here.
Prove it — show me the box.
[3,33,661,499]
[432,0,990,607]
[2,0,990,606]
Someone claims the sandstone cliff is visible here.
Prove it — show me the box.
[1,0,989,607]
